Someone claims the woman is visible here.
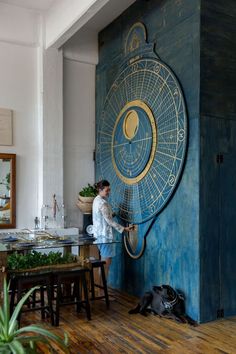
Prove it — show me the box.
[92,180,133,282]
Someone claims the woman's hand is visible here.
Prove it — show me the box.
[124,225,135,232]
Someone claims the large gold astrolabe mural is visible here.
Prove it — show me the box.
[96,23,188,258]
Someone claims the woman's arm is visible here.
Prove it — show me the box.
[100,204,124,233]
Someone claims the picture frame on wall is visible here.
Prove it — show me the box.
[0,108,13,146]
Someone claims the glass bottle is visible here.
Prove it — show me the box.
[41,204,49,229]
[60,204,67,228]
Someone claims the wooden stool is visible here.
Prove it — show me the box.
[52,267,91,326]
[9,270,54,326]
[90,260,109,308]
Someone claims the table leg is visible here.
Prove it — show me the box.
[79,245,90,259]
[63,245,72,256]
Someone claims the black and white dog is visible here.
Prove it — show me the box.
[128,285,197,326]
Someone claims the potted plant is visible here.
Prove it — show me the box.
[0,278,69,353]
[77,183,97,214]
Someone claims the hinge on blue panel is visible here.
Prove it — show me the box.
[216,154,223,164]
[217,309,224,318]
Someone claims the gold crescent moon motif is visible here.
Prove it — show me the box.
[123,110,139,140]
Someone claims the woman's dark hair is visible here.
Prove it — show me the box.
[95,180,110,191]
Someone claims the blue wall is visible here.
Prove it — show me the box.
[200,0,236,322]
[96,0,201,321]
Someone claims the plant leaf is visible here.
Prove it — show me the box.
[0,306,5,328]
[16,326,69,352]
[16,335,48,344]
[0,277,10,338]
[7,339,25,354]
[8,286,39,335]
[0,343,11,354]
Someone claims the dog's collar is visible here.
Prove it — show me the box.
[162,290,178,310]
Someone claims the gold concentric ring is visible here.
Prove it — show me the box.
[112,100,157,185]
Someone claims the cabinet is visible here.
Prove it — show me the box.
[201,118,236,321]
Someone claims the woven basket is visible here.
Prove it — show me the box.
[77,199,93,214]
[78,195,95,203]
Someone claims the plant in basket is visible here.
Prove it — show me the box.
[77,183,97,214]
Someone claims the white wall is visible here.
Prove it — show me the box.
[63,27,98,65]
[0,41,40,228]
[42,48,63,207]
[0,3,43,228]
[0,0,134,229]
[0,1,97,229]
[63,58,95,228]
[45,0,108,48]
[0,2,39,46]
[44,0,135,49]
[0,2,66,228]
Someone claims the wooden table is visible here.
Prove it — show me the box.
[0,234,119,304]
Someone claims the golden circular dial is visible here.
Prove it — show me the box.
[96,58,188,224]
[112,100,157,185]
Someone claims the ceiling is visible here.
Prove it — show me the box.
[0,0,55,11]
[85,0,135,31]
[0,0,136,48]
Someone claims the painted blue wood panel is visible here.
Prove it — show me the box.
[220,149,236,317]
[200,0,236,322]
[200,117,236,321]
[201,0,236,120]
[200,116,221,322]
[96,0,201,321]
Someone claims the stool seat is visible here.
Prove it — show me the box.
[90,260,106,267]
[90,259,109,308]
[52,267,91,326]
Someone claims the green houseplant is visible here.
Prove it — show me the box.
[77,183,97,213]
[79,184,97,198]
[7,251,78,271]
[0,278,69,353]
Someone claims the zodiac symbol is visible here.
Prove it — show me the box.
[154,64,161,73]
[132,63,139,72]
[168,174,176,186]
[173,88,179,96]
[149,205,155,213]
[178,129,185,141]
[112,82,118,91]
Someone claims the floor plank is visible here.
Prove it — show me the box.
[21,289,236,353]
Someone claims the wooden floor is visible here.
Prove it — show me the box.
[22,289,236,354]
